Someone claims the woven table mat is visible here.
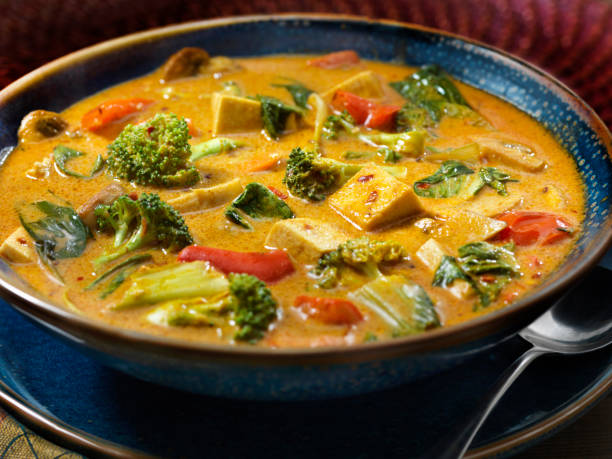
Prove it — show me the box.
[2,0,612,126]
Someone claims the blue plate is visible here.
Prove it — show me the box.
[0,268,609,458]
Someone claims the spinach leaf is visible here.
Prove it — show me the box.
[467,167,518,196]
[432,255,471,288]
[432,242,521,310]
[413,160,474,198]
[18,199,89,280]
[390,64,469,108]
[225,182,294,230]
[255,95,304,139]
[53,145,104,179]
[272,81,314,109]
[458,242,520,276]
[391,65,490,130]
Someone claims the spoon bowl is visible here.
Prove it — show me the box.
[521,267,612,353]
[433,266,612,459]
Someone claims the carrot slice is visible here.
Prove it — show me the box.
[246,154,280,173]
[81,98,154,132]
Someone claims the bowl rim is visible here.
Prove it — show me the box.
[1,13,611,365]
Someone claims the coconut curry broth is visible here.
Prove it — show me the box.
[0,51,584,347]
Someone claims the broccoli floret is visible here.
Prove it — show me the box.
[225,182,294,230]
[118,262,278,342]
[322,111,358,140]
[227,273,278,342]
[283,147,362,201]
[106,113,200,187]
[94,193,192,266]
[311,237,406,288]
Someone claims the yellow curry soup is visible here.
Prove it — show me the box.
[0,49,584,348]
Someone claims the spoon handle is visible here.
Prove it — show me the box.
[426,346,548,459]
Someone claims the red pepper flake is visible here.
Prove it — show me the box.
[480,274,496,283]
[128,192,138,201]
[267,185,288,200]
[365,191,378,204]
[77,276,84,281]
[303,224,313,230]
[17,238,27,245]
[528,256,543,269]
[358,174,374,183]
[416,183,430,189]
[532,272,542,279]
[147,126,155,135]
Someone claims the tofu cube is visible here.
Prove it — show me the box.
[322,71,385,103]
[432,210,507,246]
[265,218,348,264]
[0,227,35,263]
[211,93,262,135]
[167,179,242,213]
[416,238,474,300]
[329,164,424,230]
[473,137,545,172]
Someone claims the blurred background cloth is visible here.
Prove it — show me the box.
[2,0,612,125]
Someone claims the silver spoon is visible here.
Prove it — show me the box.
[428,266,612,459]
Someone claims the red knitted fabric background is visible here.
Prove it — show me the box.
[2,0,611,124]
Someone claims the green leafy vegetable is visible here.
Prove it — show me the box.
[432,255,471,288]
[255,95,304,139]
[190,138,245,161]
[94,193,192,267]
[413,160,474,198]
[225,182,294,229]
[18,199,89,281]
[272,81,314,108]
[53,145,104,179]
[349,274,440,336]
[432,241,521,309]
[390,65,489,130]
[466,167,518,196]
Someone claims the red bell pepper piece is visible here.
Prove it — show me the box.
[306,50,360,69]
[81,98,154,132]
[332,90,400,129]
[496,211,573,246]
[294,295,364,325]
[177,246,294,283]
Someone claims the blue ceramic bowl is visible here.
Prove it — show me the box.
[0,15,610,400]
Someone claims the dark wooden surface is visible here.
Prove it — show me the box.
[516,395,611,458]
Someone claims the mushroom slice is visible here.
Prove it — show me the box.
[161,47,210,82]
[77,183,127,230]
[18,110,68,143]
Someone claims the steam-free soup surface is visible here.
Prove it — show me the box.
[0,50,584,347]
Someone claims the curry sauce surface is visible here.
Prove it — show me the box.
[0,55,585,347]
